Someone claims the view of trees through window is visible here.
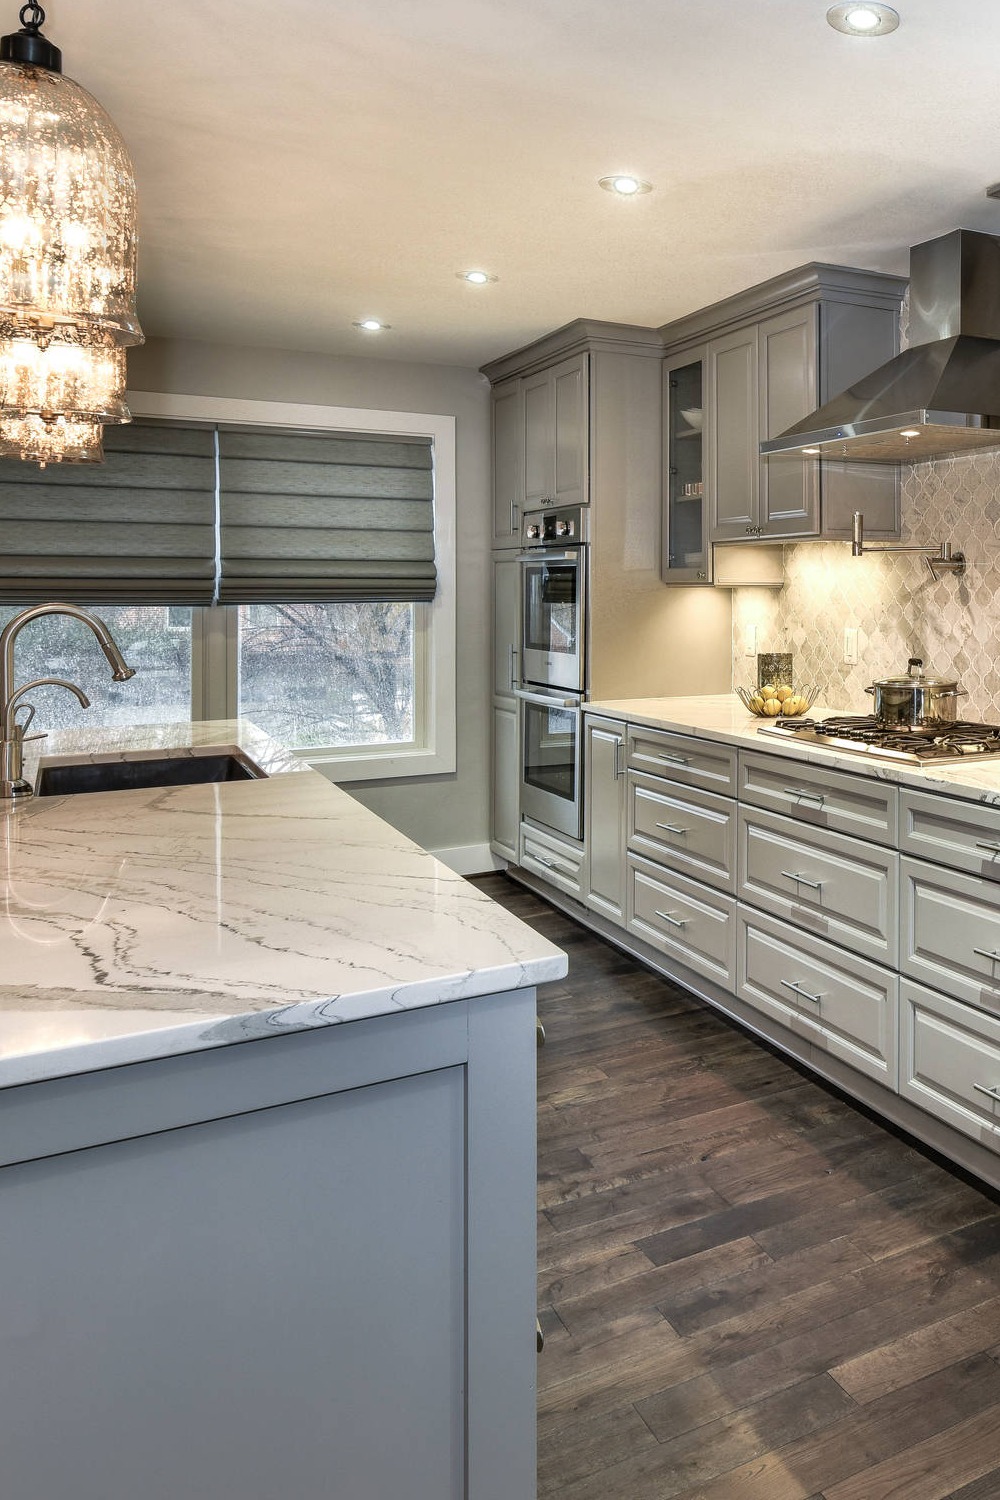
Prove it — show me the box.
[238,603,416,750]
[0,601,417,751]
[0,605,192,732]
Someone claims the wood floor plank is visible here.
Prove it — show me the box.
[470,875,1000,1500]
[830,1294,1000,1404]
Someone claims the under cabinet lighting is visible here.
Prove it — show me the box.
[598,175,652,197]
[801,446,822,455]
[826,3,900,36]
[900,428,921,438]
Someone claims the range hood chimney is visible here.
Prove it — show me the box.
[761,228,1000,464]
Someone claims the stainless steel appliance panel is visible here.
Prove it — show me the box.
[518,688,583,841]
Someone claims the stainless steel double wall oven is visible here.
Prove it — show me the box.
[516,505,588,840]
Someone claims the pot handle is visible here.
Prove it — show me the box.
[864,686,875,695]
[937,688,967,698]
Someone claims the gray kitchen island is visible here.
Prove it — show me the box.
[0,721,566,1500]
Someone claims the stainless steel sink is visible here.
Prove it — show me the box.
[35,752,263,797]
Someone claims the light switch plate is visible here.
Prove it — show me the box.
[744,624,757,657]
[843,626,859,665]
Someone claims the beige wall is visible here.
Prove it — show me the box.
[129,336,493,857]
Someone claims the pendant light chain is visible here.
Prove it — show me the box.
[18,3,44,32]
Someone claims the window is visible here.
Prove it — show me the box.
[1,396,456,781]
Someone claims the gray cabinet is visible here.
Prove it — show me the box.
[707,324,759,540]
[662,348,711,583]
[491,377,523,544]
[0,995,539,1500]
[584,714,626,924]
[491,555,521,861]
[660,263,906,545]
[523,353,589,509]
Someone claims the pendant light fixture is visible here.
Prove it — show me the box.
[0,2,142,464]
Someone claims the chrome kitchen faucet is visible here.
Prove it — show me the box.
[0,604,136,800]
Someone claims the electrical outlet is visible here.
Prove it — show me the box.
[744,624,757,658]
[843,626,859,665]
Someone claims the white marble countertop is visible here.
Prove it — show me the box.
[0,720,566,1088]
[587,694,1000,804]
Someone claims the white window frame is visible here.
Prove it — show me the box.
[128,390,457,781]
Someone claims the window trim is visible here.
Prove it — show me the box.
[128,391,457,780]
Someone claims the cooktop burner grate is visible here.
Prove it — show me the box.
[757,715,1000,764]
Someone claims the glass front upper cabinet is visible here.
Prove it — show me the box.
[662,349,711,585]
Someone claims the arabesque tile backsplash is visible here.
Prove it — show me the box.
[732,448,1000,719]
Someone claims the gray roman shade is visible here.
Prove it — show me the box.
[216,426,437,604]
[0,421,218,604]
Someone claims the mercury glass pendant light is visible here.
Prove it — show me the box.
[0,2,142,464]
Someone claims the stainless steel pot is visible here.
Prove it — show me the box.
[865,657,966,726]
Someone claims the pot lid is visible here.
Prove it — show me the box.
[871,657,958,690]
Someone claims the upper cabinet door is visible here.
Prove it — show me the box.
[522,353,590,509]
[523,369,555,507]
[491,377,524,544]
[552,353,589,508]
[759,304,820,538]
[662,349,711,584]
[708,326,759,542]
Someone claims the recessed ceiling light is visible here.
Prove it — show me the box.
[457,270,498,285]
[353,318,390,332]
[598,175,652,197]
[826,3,899,36]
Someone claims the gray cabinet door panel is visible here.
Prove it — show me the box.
[628,771,737,893]
[708,326,759,540]
[0,1070,466,1500]
[585,716,626,923]
[553,353,589,507]
[900,978,1000,1147]
[627,724,737,796]
[523,369,553,506]
[492,377,523,543]
[627,854,736,987]
[739,748,898,846]
[900,788,1000,880]
[492,700,520,858]
[901,855,1000,1013]
[738,906,898,1085]
[759,304,820,536]
[739,806,897,963]
[493,554,520,697]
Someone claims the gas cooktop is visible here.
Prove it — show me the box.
[757,715,1000,766]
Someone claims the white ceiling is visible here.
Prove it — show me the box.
[37,0,1000,368]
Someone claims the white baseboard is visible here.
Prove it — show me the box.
[431,842,506,876]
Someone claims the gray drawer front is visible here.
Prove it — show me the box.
[738,807,897,964]
[740,749,897,847]
[901,855,1000,1014]
[627,772,736,893]
[520,822,584,899]
[900,788,1000,881]
[900,979,1000,1149]
[738,908,897,1086]
[627,726,737,797]
[627,855,736,988]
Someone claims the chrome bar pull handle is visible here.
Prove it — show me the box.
[508,645,518,692]
[654,908,686,929]
[784,786,825,805]
[781,870,824,890]
[656,753,690,767]
[973,947,1000,964]
[973,1083,1000,1102]
[655,821,688,835]
[977,842,1000,858]
[613,738,624,780]
[781,978,824,1005]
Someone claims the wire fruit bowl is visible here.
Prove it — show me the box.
[737,684,818,718]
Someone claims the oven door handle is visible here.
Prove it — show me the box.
[515,689,581,710]
[516,550,581,564]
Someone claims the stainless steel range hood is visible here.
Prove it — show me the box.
[761,229,1000,464]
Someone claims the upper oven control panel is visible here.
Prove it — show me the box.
[521,505,590,547]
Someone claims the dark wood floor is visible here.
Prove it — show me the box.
[474,873,1000,1500]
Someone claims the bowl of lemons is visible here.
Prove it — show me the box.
[737,683,816,718]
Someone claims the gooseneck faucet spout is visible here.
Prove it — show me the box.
[0,603,137,800]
